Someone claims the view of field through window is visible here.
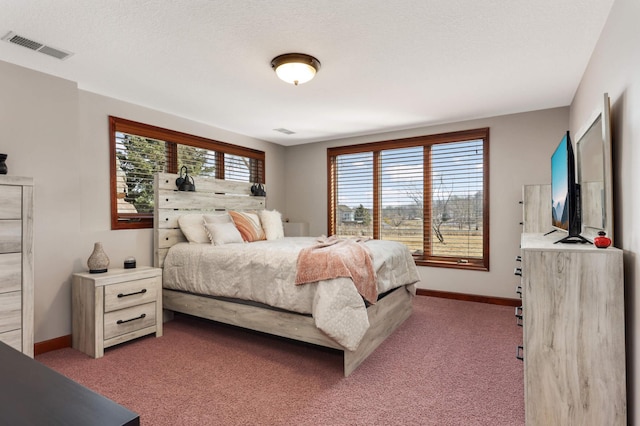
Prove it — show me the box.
[334,140,484,259]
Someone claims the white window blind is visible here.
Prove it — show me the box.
[110,116,265,229]
[335,152,374,238]
[115,133,167,217]
[225,153,255,182]
[178,145,217,178]
[380,146,424,253]
[328,128,489,271]
[430,140,484,259]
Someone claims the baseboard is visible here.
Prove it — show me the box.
[34,334,72,356]
[416,289,521,307]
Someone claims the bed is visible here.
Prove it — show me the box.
[153,172,420,376]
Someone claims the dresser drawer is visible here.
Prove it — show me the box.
[0,186,22,219]
[104,277,159,312]
[103,302,156,340]
[0,291,21,333]
[0,220,21,253]
[0,328,22,351]
[0,253,21,294]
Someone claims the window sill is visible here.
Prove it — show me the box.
[112,216,153,230]
[413,257,488,271]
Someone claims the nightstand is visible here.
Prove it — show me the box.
[72,267,162,358]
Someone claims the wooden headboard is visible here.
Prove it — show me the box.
[153,172,266,267]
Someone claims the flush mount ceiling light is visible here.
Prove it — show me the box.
[271,53,320,86]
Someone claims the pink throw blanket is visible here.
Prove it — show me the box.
[295,236,378,304]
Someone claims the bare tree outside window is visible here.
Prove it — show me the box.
[328,128,489,271]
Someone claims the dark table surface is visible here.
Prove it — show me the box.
[0,341,139,426]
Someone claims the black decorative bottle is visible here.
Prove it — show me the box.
[0,154,7,175]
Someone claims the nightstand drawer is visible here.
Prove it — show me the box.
[104,302,156,340]
[104,277,159,312]
[0,291,21,333]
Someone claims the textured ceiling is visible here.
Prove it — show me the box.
[0,1,614,146]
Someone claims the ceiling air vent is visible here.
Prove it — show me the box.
[2,31,73,60]
[273,128,296,135]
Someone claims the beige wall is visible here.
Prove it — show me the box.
[285,107,569,299]
[0,62,82,345]
[570,0,640,422]
[2,55,570,342]
[0,60,285,343]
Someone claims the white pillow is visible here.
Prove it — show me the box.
[258,210,284,240]
[177,214,209,244]
[203,213,232,224]
[204,221,244,245]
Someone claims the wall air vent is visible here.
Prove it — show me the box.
[1,31,73,60]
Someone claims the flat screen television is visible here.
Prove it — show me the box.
[550,131,588,244]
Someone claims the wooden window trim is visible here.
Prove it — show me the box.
[328,128,490,271]
[110,116,265,230]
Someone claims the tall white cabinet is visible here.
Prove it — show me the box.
[520,185,626,425]
[0,176,34,357]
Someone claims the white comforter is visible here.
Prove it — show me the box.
[162,237,420,350]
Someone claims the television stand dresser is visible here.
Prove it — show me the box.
[519,184,626,425]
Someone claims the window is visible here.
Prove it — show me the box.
[328,128,489,271]
[109,116,265,230]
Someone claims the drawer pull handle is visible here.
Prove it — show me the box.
[516,345,524,361]
[514,268,522,277]
[117,313,147,325]
[516,285,522,298]
[117,288,147,298]
[515,306,523,326]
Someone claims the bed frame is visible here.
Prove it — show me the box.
[153,172,413,376]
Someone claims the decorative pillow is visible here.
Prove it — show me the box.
[203,213,233,224]
[258,210,284,240]
[228,211,266,242]
[177,214,209,244]
[204,221,244,246]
